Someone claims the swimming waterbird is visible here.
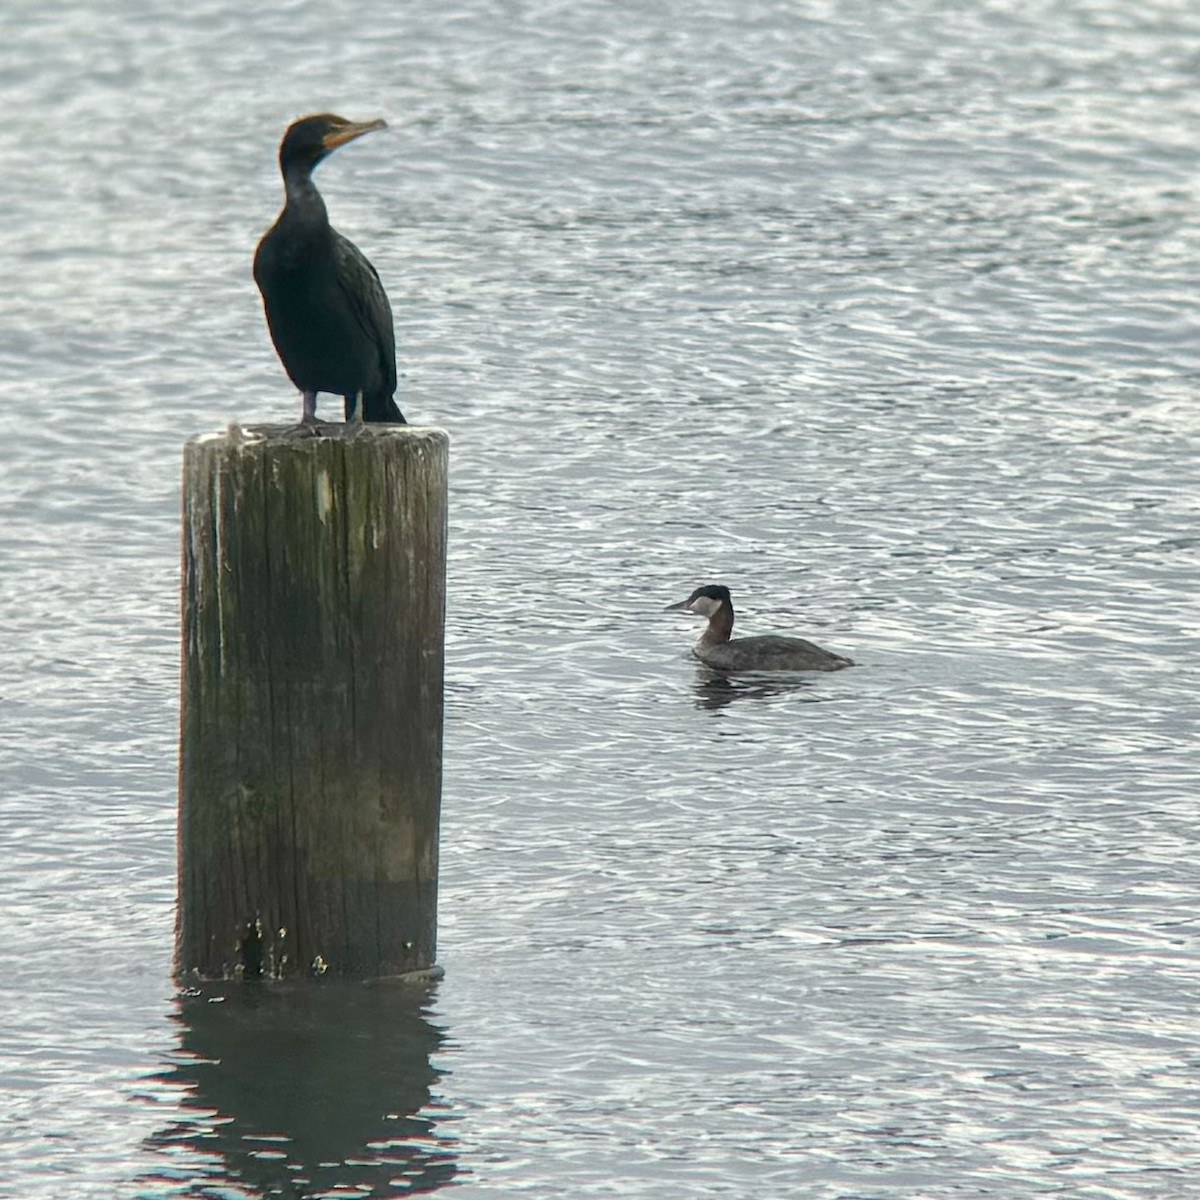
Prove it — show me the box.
[665,584,853,673]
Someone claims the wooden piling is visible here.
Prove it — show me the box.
[176,424,448,981]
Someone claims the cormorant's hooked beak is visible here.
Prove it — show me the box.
[322,117,388,151]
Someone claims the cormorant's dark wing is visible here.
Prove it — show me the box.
[332,230,397,397]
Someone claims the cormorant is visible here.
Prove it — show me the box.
[253,113,405,425]
[665,584,854,672]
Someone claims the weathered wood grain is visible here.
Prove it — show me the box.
[177,424,448,980]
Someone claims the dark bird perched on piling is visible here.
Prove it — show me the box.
[254,113,405,425]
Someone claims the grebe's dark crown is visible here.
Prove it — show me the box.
[685,584,731,606]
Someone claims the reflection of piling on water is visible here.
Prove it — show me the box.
[176,425,448,981]
[144,980,456,1194]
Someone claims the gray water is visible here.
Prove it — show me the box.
[1,0,1199,1195]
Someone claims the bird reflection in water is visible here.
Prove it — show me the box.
[141,980,456,1196]
[691,667,825,712]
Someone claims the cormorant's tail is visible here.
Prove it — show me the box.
[355,392,407,424]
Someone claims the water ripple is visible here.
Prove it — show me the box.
[2,0,1199,1196]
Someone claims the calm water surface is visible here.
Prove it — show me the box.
[1,0,1198,1196]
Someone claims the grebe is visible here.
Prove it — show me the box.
[665,584,853,673]
[254,114,405,425]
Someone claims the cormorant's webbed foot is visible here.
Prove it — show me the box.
[284,421,325,439]
[278,391,321,437]
[280,393,326,438]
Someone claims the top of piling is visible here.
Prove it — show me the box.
[189,423,449,448]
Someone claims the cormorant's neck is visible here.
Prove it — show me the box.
[281,161,329,224]
[698,604,734,647]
